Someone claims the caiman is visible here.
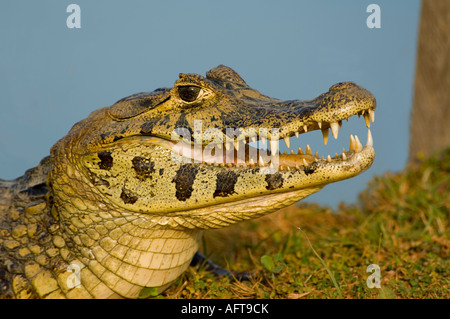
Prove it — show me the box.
[0,65,376,298]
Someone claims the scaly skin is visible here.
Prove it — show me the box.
[0,65,376,298]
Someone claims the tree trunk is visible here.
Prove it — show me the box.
[409,0,450,162]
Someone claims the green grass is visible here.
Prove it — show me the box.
[161,147,450,299]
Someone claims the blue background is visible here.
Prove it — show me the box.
[0,0,421,208]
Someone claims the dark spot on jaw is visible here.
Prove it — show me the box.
[98,151,113,170]
[265,172,284,190]
[213,171,239,197]
[132,156,156,180]
[303,164,316,176]
[120,188,138,204]
[159,168,164,176]
[172,164,198,201]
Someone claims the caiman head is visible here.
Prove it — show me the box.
[48,65,375,296]
[51,65,375,227]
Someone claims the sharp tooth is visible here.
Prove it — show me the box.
[335,153,339,157]
[249,158,255,165]
[321,129,329,145]
[234,141,239,151]
[369,110,375,123]
[366,128,373,147]
[363,112,371,128]
[284,136,291,148]
[217,143,222,149]
[225,142,231,151]
[327,155,332,163]
[350,134,356,151]
[251,136,257,143]
[306,144,312,155]
[303,125,308,132]
[283,150,287,155]
[298,147,304,155]
[295,164,300,169]
[315,151,319,158]
[342,152,347,160]
[354,135,363,152]
[280,165,284,171]
[270,139,278,155]
[295,131,299,138]
[290,149,295,155]
[259,155,265,166]
[286,166,291,171]
[243,138,247,144]
[330,122,339,139]
[302,158,308,166]
[317,121,322,129]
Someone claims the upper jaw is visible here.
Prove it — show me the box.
[184,80,376,155]
[166,81,376,171]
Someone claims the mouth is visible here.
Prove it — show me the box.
[184,107,373,171]
[125,108,375,173]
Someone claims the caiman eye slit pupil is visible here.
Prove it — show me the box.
[178,86,201,102]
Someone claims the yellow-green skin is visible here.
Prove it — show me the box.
[0,65,376,298]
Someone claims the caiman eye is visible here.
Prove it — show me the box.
[178,86,202,102]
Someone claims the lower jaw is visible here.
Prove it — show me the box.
[157,145,375,229]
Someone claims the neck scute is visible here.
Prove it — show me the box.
[56,204,202,298]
